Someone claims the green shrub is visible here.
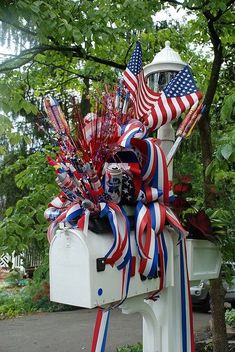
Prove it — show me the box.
[0,252,77,319]
[203,341,213,351]
[0,286,34,319]
[0,278,76,319]
[4,269,23,287]
[117,343,142,352]
[225,309,235,328]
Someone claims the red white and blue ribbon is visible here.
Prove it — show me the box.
[99,202,132,294]
[46,202,86,242]
[91,203,132,352]
[47,211,67,242]
[118,120,170,203]
[118,119,147,147]
[91,308,111,352]
[131,138,169,204]
[178,233,195,352]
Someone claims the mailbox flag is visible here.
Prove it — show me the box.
[123,42,203,132]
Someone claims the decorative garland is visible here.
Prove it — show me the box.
[42,42,204,352]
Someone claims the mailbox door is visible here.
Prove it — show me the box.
[50,229,92,308]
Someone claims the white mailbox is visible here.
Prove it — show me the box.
[49,225,175,308]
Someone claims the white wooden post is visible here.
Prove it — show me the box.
[120,233,184,352]
[157,123,175,183]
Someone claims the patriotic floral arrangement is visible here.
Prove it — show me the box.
[43,42,204,352]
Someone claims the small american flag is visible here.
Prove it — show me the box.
[123,42,203,132]
[123,42,160,118]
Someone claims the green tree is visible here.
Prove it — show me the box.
[0,149,58,256]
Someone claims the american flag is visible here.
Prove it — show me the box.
[123,41,161,118]
[123,42,203,132]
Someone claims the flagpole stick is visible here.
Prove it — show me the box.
[166,136,182,166]
[175,102,198,137]
[166,104,205,166]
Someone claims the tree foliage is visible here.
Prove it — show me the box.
[0,0,161,113]
[0,149,58,255]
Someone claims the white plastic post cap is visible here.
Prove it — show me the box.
[144,40,186,75]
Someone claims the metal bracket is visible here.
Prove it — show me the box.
[96,258,106,272]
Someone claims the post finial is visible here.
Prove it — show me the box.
[165,41,171,48]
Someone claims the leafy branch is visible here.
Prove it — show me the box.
[0,17,37,37]
[0,44,126,74]
[33,60,103,82]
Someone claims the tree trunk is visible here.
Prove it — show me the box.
[198,12,229,352]
[210,273,228,352]
[81,77,90,117]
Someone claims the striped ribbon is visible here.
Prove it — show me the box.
[149,230,195,351]
[130,136,169,281]
[91,202,132,352]
[91,308,111,352]
[99,202,132,295]
[134,200,194,351]
[131,138,169,204]
[46,202,86,242]
[118,120,169,203]
[132,139,194,351]
[119,119,147,147]
[178,234,195,352]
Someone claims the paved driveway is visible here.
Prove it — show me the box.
[0,308,210,352]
